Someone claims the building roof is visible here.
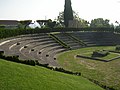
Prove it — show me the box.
[0,20,19,26]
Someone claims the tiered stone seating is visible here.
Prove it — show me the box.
[0,33,66,67]
[54,33,83,49]
[69,32,120,46]
[1,31,120,67]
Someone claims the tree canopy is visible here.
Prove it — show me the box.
[64,0,73,27]
[36,19,56,28]
[90,18,110,28]
[57,11,89,28]
[19,20,32,29]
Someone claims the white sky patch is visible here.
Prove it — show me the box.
[0,0,120,24]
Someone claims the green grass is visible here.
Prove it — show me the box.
[57,46,120,90]
[82,51,120,60]
[0,59,104,90]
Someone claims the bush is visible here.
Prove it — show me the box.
[22,60,35,66]
[12,55,19,62]
[0,51,36,66]
[92,50,109,57]
[0,51,4,57]
[116,45,120,51]
[35,60,39,65]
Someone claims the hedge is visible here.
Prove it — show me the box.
[0,27,117,40]
[0,50,81,76]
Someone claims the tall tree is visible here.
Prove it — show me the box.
[64,0,73,27]
[57,11,89,27]
[90,18,110,28]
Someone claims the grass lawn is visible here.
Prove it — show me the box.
[57,46,120,90]
[81,51,120,61]
[0,59,104,90]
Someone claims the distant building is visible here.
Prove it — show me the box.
[0,20,19,29]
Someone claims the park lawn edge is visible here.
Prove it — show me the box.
[0,58,104,90]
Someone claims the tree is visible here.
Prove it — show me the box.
[90,18,110,28]
[47,19,56,28]
[19,20,32,29]
[36,20,49,28]
[57,11,89,27]
[64,0,73,27]
[36,19,56,28]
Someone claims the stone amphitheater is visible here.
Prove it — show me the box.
[0,31,120,67]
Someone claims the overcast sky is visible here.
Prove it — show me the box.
[0,0,120,24]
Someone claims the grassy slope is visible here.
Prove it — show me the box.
[0,59,103,90]
[57,46,120,90]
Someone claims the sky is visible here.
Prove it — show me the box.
[0,0,120,24]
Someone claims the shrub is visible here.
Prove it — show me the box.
[115,45,120,51]
[0,51,4,57]
[92,50,109,57]
[12,55,19,62]
[41,64,49,67]
[23,60,35,66]
[5,56,13,61]
[35,60,39,65]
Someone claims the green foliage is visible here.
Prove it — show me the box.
[0,51,36,66]
[92,50,109,57]
[0,50,82,76]
[22,60,36,66]
[19,20,32,29]
[90,18,110,28]
[47,19,56,28]
[36,20,49,28]
[0,25,5,29]
[0,50,4,54]
[57,11,89,28]
[36,19,56,28]
[64,0,73,27]
[116,45,120,51]
[0,27,117,40]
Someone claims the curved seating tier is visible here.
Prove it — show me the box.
[0,33,67,67]
[0,32,120,67]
